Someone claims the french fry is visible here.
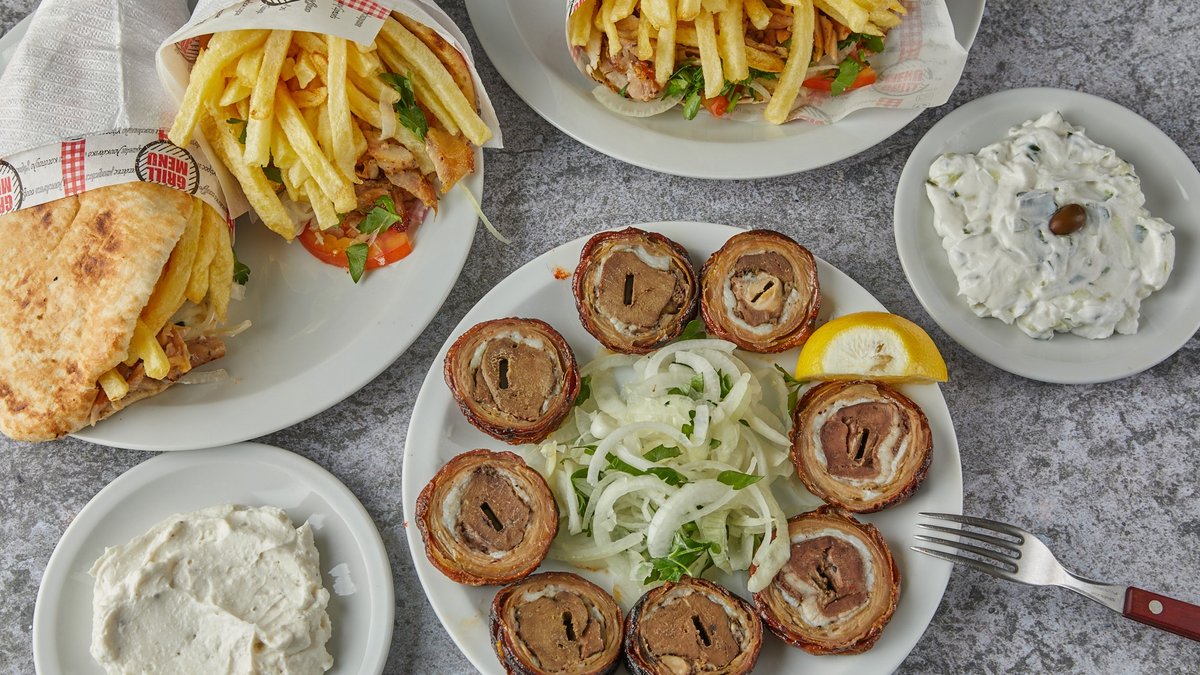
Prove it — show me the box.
[245,30,292,167]
[99,369,129,402]
[568,0,598,47]
[273,84,356,213]
[142,199,202,338]
[131,319,171,379]
[718,3,749,81]
[292,86,328,109]
[186,200,219,305]
[207,214,234,324]
[745,44,786,72]
[601,0,621,58]
[347,43,384,79]
[379,18,492,146]
[610,0,639,21]
[653,1,677,85]
[694,11,723,98]
[326,35,357,181]
[236,46,265,89]
[678,0,702,21]
[642,0,673,28]
[294,50,320,88]
[293,32,328,56]
[701,0,732,11]
[409,70,462,137]
[765,0,814,124]
[169,29,268,146]
[813,0,869,33]
[636,11,655,60]
[218,79,252,107]
[280,56,296,82]
[201,109,294,238]
[305,179,340,231]
[744,0,771,29]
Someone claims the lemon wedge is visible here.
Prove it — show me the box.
[795,312,948,383]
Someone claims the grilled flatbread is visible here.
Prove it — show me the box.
[0,183,211,441]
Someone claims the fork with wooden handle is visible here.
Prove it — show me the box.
[912,513,1200,642]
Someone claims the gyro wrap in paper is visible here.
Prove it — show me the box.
[567,0,968,125]
[0,0,230,220]
[156,0,503,220]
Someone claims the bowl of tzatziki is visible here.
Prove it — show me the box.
[894,88,1200,384]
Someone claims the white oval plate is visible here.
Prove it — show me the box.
[402,221,963,674]
[0,15,480,451]
[463,0,984,179]
[893,87,1200,384]
[32,442,394,675]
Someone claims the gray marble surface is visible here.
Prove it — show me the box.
[2,1,1199,673]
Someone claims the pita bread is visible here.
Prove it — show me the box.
[0,183,192,441]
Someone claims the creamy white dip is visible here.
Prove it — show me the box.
[926,111,1175,339]
[90,504,333,675]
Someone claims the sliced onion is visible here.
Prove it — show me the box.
[591,85,683,117]
[177,368,229,385]
[458,183,511,244]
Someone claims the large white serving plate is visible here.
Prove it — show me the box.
[0,16,481,450]
[894,88,1200,384]
[32,442,394,675]
[402,221,963,674]
[463,0,984,179]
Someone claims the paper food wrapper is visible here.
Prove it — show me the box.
[0,0,231,220]
[568,0,969,125]
[156,0,503,221]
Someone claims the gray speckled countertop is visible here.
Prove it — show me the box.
[2,1,1199,673]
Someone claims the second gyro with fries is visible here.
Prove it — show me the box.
[568,0,907,124]
[167,9,494,283]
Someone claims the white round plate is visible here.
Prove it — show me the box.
[0,16,480,451]
[463,0,984,179]
[32,442,394,675]
[403,221,963,674]
[894,87,1200,384]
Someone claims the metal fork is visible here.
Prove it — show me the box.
[912,513,1200,642]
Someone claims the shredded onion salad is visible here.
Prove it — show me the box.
[521,336,799,593]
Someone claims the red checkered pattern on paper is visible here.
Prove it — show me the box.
[893,1,923,60]
[60,139,86,197]
[336,0,390,19]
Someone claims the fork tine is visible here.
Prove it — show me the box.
[917,523,1021,553]
[911,546,1019,582]
[919,512,1026,540]
[913,535,1019,569]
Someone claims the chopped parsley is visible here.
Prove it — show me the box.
[226,117,248,144]
[717,470,764,490]
[379,72,428,140]
[644,523,720,584]
[574,374,592,406]
[232,252,250,285]
[643,444,682,461]
[345,242,368,283]
[674,318,708,342]
[774,364,806,412]
[357,195,402,235]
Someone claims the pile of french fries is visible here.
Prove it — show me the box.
[99,198,234,403]
[167,13,491,241]
[568,0,905,124]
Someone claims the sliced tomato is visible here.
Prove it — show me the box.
[803,66,878,93]
[299,225,414,272]
[702,94,730,118]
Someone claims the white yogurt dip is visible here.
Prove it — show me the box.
[89,504,333,675]
[926,111,1175,339]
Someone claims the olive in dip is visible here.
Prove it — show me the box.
[416,449,558,585]
[445,318,580,444]
[790,380,932,513]
[573,228,699,354]
[754,505,900,655]
[623,576,762,675]
[490,572,623,675]
[700,230,821,353]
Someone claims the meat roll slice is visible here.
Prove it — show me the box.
[754,506,899,655]
[416,450,558,585]
[700,230,820,353]
[490,572,623,675]
[445,318,580,444]
[790,380,932,513]
[573,228,698,354]
[623,577,762,675]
